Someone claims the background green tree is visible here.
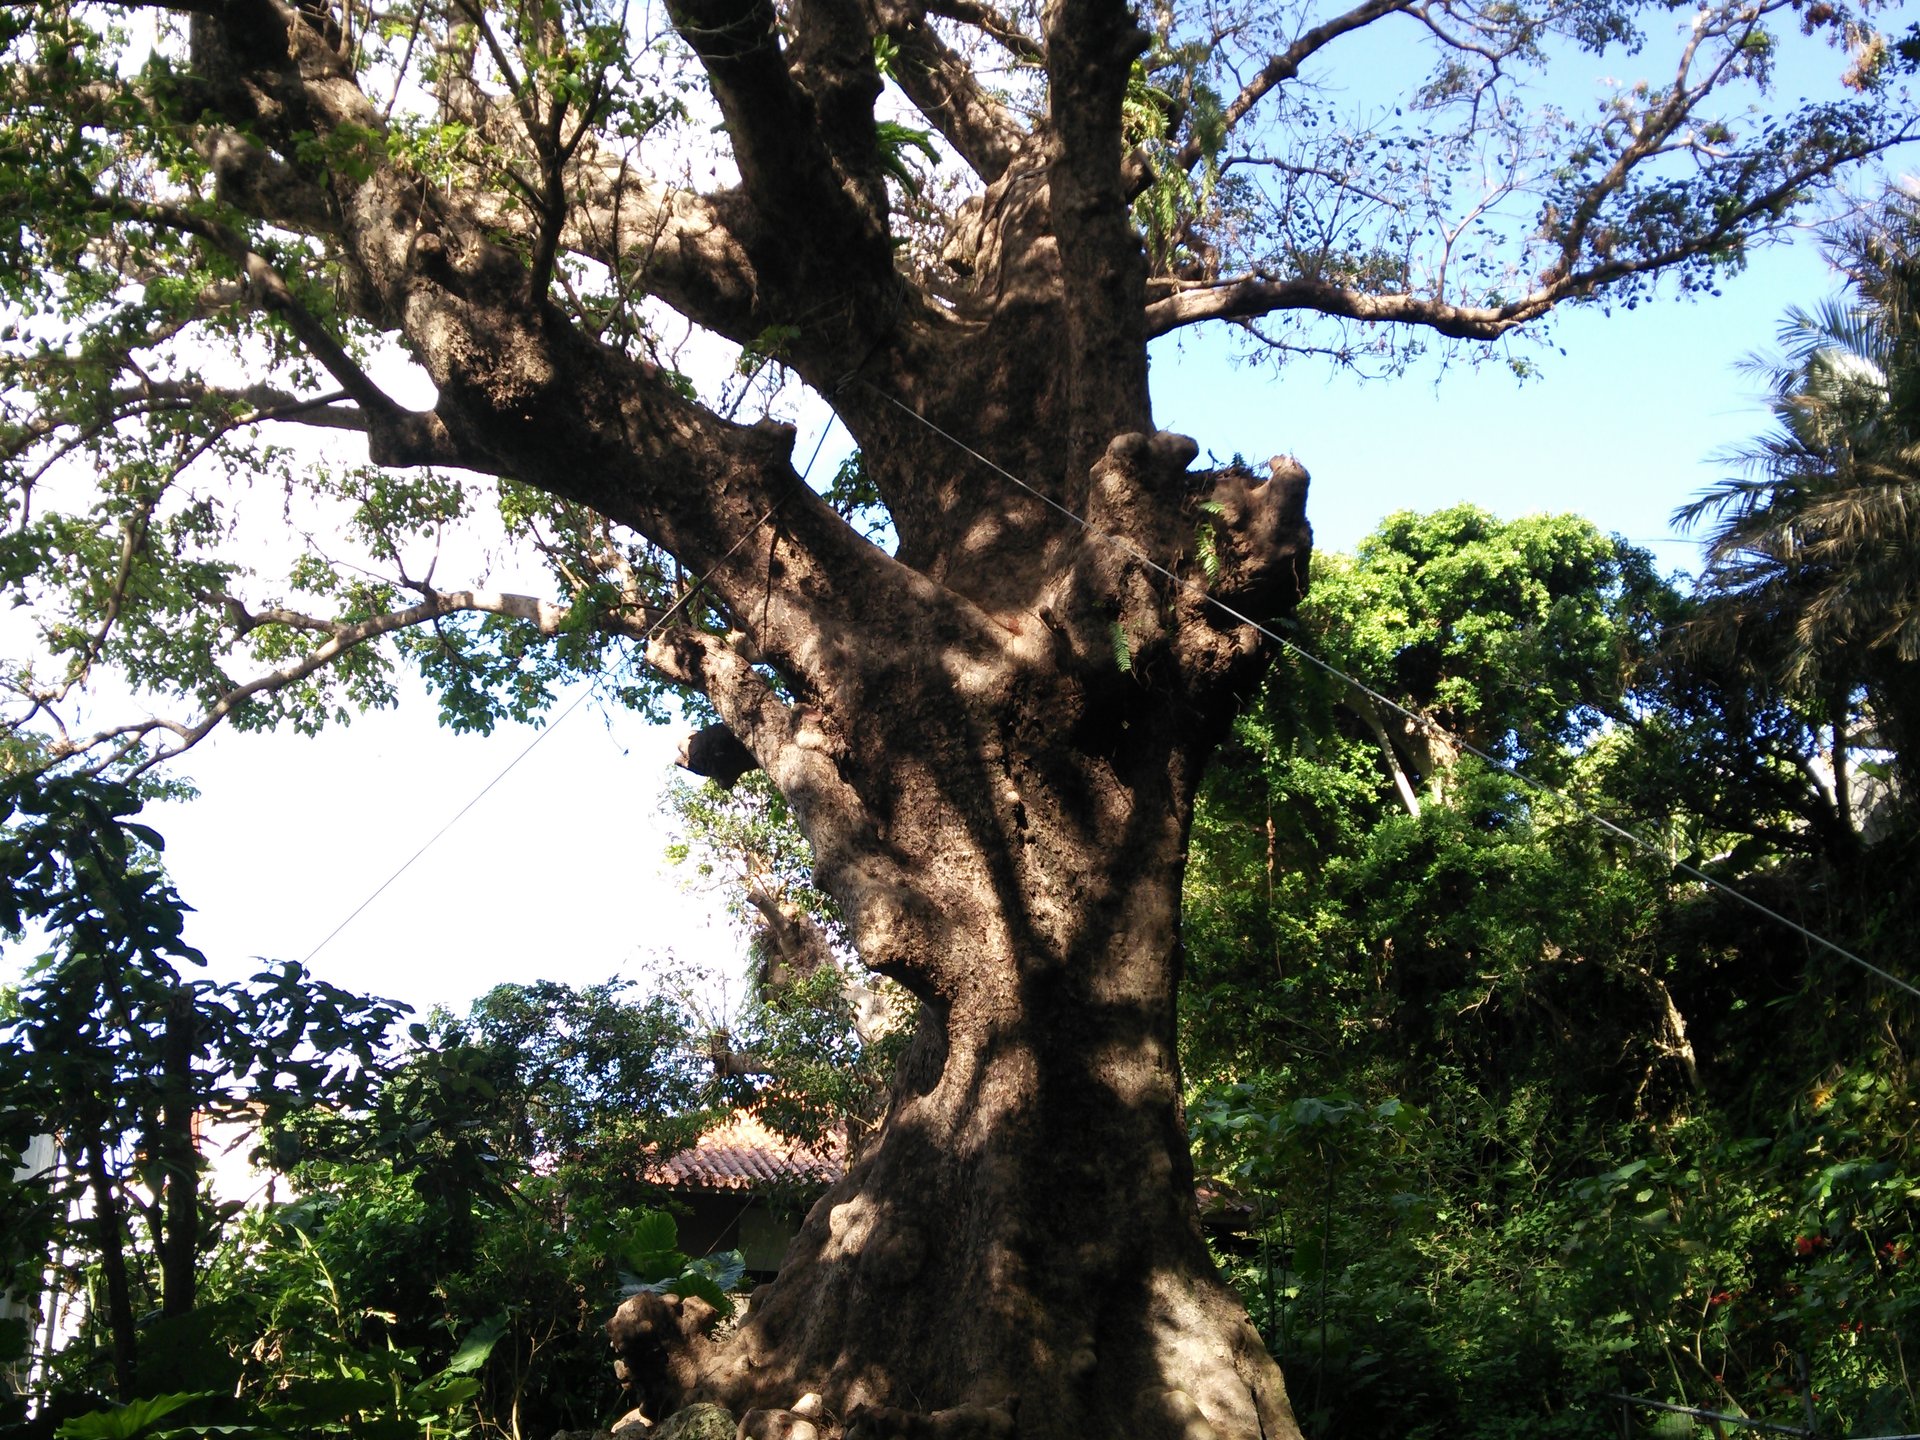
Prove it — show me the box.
[0,770,760,1438]
[1678,187,1920,802]
[663,772,907,1148]
[1182,505,1919,1438]
[0,772,404,1406]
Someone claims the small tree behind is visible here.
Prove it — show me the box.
[0,773,405,1400]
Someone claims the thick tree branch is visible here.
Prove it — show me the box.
[471,163,766,345]
[1147,117,1920,343]
[871,0,1026,183]
[1144,272,1538,339]
[1344,686,1422,817]
[0,68,123,113]
[745,887,836,987]
[666,0,890,270]
[1042,0,1151,461]
[645,625,958,999]
[0,381,355,476]
[787,0,885,183]
[418,10,908,407]
[448,0,538,134]
[93,21,892,678]
[195,131,340,235]
[922,0,1042,62]
[107,382,363,435]
[87,195,473,469]
[161,2,952,668]
[204,386,366,431]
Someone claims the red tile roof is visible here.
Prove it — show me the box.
[646,1111,845,1192]
[644,1112,1251,1230]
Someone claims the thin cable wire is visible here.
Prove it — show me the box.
[300,686,596,965]
[303,416,839,965]
[859,383,1920,1003]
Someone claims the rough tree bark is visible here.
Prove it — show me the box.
[655,443,1313,1437]
[156,986,200,1319]
[12,0,1909,1429]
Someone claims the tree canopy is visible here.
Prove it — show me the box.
[0,0,1911,774]
[1183,504,1918,1438]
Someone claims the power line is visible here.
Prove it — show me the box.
[858,383,1920,1004]
[301,685,594,965]
[302,416,838,966]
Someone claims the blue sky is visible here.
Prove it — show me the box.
[1150,235,1840,573]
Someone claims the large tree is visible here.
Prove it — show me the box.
[1,0,1913,1430]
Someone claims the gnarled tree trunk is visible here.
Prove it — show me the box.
[180,0,1311,1425]
[182,8,1314,1425]
[696,777,1299,1438]
[635,412,1313,1437]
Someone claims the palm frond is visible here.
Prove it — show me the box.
[1677,188,1920,721]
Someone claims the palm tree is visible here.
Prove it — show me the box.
[1676,189,1920,816]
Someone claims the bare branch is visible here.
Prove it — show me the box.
[1405,0,1524,66]
[1217,154,1405,211]
[1176,0,1414,170]
[21,382,365,448]
[46,495,164,713]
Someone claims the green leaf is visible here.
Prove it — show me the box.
[443,1315,508,1375]
[689,1248,746,1297]
[625,1208,678,1260]
[411,1375,482,1407]
[57,1392,216,1439]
